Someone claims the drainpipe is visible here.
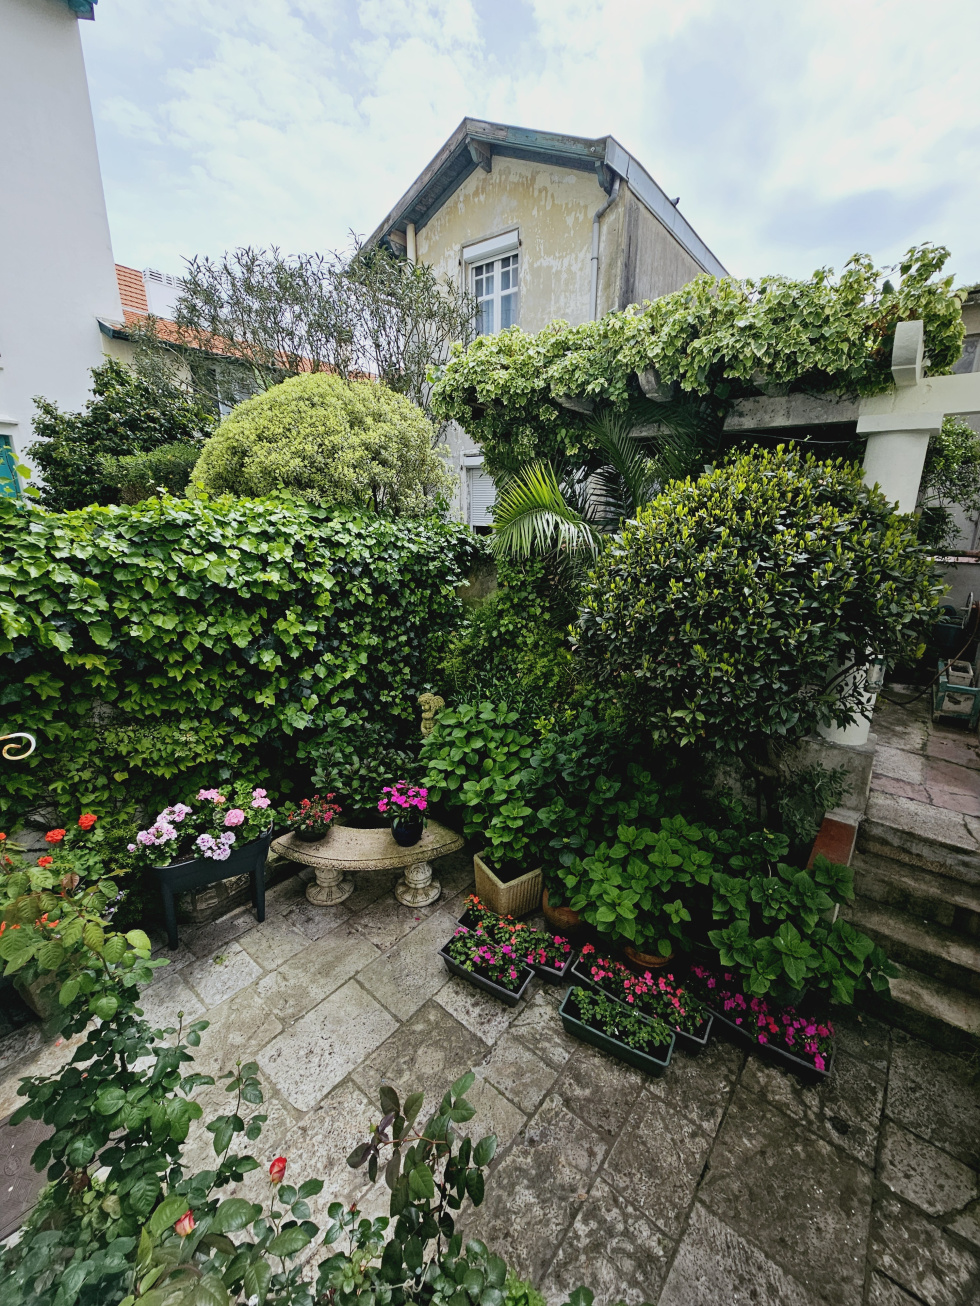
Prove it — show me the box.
[405,223,417,265]
[590,176,620,320]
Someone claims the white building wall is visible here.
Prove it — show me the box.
[0,0,122,482]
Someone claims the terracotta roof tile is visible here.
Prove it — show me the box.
[115,264,148,315]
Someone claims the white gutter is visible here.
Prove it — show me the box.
[590,175,621,320]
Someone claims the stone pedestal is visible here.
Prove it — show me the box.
[271,821,463,911]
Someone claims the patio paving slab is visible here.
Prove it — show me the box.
[1,850,979,1306]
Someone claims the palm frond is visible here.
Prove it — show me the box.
[490,462,602,560]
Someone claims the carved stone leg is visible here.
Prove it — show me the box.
[395,860,440,908]
[306,863,354,906]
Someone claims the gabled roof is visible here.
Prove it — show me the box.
[60,0,97,18]
[115,264,149,315]
[368,117,727,278]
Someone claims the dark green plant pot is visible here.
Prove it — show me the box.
[707,1006,835,1083]
[294,825,330,843]
[558,988,674,1077]
[391,813,424,847]
[439,942,533,1008]
[570,958,713,1055]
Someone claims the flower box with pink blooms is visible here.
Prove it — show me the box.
[456,894,576,983]
[687,963,835,1081]
[439,924,534,1007]
[572,945,713,1054]
[130,783,277,949]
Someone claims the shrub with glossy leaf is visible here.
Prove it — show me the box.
[193,373,453,515]
[0,494,472,824]
[575,447,941,755]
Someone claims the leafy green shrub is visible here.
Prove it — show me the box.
[192,373,453,515]
[576,447,941,758]
[917,413,980,550]
[305,722,424,822]
[774,762,851,852]
[26,358,215,511]
[0,495,470,825]
[431,243,964,479]
[101,441,201,502]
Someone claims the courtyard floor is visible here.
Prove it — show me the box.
[1,851,979,1305]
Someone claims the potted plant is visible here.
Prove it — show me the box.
[286,794,342,843]
[128,784,276,949]
[559,986,675,1076]
[377,781,428,847]
[573,944,713,1053]
[457,895,575,982]
[687,963,835,1081]
[439,924,534,1007]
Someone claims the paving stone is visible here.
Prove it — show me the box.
[698,1087,873,1303]
[479,1029,561,1115]
[875,746,926,785]
[255,927,379,1026]
[435,974,526,1044]
[188,986,282,1079]
[238,915,312,971]
[886,1036,980,1168]
[925,735,980,767]
[342,868,394,914]
[462,1076,526,1154]
[263,871,309,910]
[351,999,488,1108]
[946,1199,980,1250]
[283,899,352,942]
[645,1036,744,1137]
[873,775,931,803]
[137,968,206,1028]
[604,1088,714,1239]
[555,1043,646,1143]
[658,1202,821,1306]
[179,1075,296,1179]
[273,1078,377,1225]
[871,1195,980,1306]
[867,1272,921,1306]
[182,942,264,1008]
[832,1008,892,1073]
[878,1121,978,1217]
[0,1030,89,1118]
[356,910,457,1021]
[180,909,258,958]
[740,1049,885,1166]
[0,1113,54,1242]
[258,979,397,1112]
[544,1176,672,1306]
[0,1023,43,1075]
[349,891,438,949]
[466,1092,608,1283]
[148,939,197,970]
[509,988,579,1070]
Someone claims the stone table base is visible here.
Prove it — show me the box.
[305,863,354,906]
[395,860,440,907]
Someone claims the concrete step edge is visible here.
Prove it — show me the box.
[844,901,980,978]
[883,963,980,1038]
[857,819,980,888]
[850,849,980,916]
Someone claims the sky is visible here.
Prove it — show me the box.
[80,0,980,288]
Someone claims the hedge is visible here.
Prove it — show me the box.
[0,495,473,822]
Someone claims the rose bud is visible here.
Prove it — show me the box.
[174,1211,195,1237]
[269,1156,287,1184]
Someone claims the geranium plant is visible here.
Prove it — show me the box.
[285,793,342,838]
[445,926,530,992]
[689,963,835,1072]
[461,895,572,970]
[128,783,274,867]
[377,781,428,815]
[577,943,708,1038]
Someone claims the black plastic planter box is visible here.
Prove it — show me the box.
[570,958,713,1055]
[457,910,576,984]
[439,942,534,1008]
[707,1006,836,1084]
[558,988,675,1077]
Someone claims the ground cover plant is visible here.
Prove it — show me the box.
[0,494,472,826]
[576,944,709,1037]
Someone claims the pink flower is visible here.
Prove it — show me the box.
[198,789,225,803]
[814,1054,826,1072]
[175,1211,195,1237]
[224,809,246,827]
[269,1156,287,1184]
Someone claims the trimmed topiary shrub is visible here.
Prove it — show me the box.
[192,373,453,515]
[575,447,942,757]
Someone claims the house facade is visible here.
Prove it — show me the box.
[0,0,121,494]
[368,119,727,524]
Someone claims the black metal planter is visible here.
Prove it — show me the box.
[154,827,275,949]
[570,957,713,1054]
[558,988,674,1077]
[438,942,534,1007]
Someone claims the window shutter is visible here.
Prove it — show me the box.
[467,466,496,526]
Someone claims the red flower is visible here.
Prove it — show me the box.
[174,1211,195,1237]
[0,833,6,841]
[37,856,54,868]
[45,829,66,844]
[269,1156,287,1184]
[77,813,97,831]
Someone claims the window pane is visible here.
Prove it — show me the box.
[500,291,518,330]
[476,298,494,335]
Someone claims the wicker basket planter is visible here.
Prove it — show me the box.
[473,852,542,917]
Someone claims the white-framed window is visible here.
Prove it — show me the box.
[462,452,495,527]
[472,253,519,335]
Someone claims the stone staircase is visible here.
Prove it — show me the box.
[845,778,980,1048]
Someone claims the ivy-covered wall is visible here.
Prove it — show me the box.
[0,496,473,821]
[430,243,965,478]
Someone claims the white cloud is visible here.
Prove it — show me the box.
[82,0,980,284]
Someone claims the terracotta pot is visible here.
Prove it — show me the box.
[623,942,675,972]
[542,888,584,938]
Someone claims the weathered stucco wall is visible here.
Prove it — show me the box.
[615,187,708,309]
[415,157,618,331]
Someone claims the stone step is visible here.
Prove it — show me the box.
[857,790,980,886]
[843,900,980,998]
[883,966,980,1034]
[850,849,980,933]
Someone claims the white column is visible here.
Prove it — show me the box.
[858,415,941,514]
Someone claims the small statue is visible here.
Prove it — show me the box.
[418,693,445,738]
